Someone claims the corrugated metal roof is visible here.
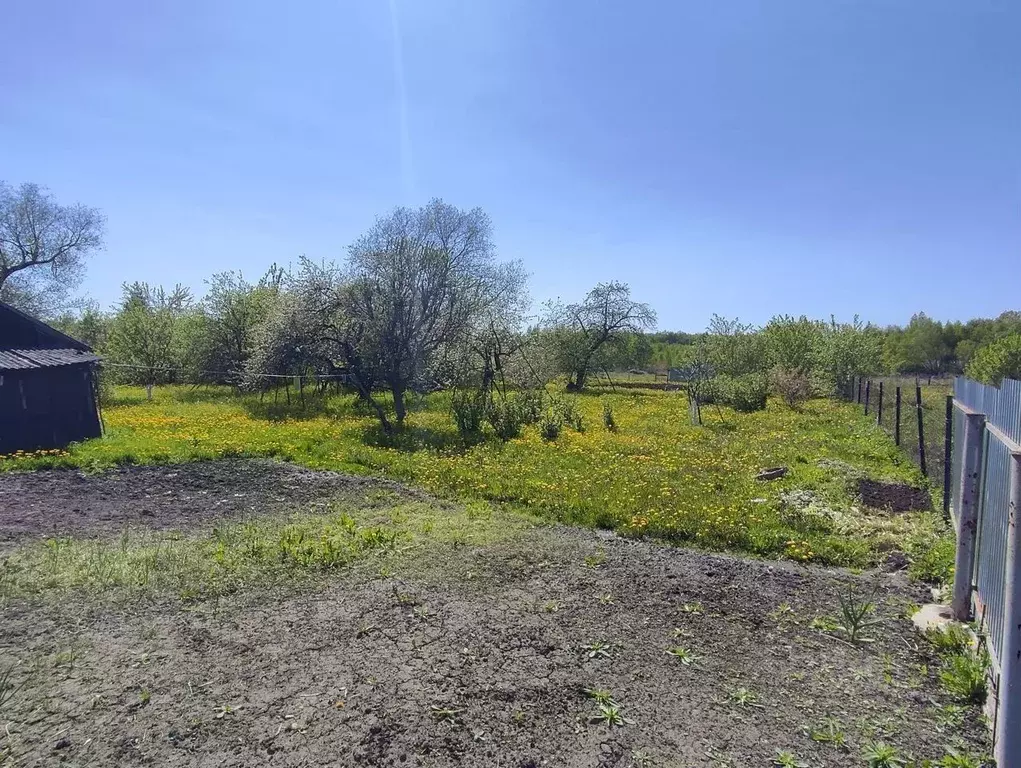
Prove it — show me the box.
[0,301,92,352]
[0,348,101,370]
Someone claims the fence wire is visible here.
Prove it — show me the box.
[851,375,953,505]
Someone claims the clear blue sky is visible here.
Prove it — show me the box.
[2,1,1018,330]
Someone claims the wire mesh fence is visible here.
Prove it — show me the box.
[848,375,953,509]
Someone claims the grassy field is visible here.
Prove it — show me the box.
[0,385,948,571]
[0,388,988,767]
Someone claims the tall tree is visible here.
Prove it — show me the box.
[0,182,105,315]
[546,281,656,389]
[884,312,952,375]
[815,315,883,395]
[342,199,510,426]
[966,334,1021,385]
[705,314,766,377]
[187,270,281,384]
[762,315,822,373]
[107,282,192,399]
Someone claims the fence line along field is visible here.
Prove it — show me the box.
[2,384,948,574]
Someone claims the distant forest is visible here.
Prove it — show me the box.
[647,311,1021,382]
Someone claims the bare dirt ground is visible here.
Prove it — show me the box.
[0,462,988,767]
[0,460,425,551]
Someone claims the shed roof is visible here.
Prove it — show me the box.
[0,301,92,352]
[0,348,101,371]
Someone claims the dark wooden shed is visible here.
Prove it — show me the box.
[0,301,102,454]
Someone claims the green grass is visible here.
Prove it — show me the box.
[0,499,528,603]
[0,385,942,568]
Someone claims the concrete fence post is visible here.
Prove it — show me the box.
[952,410,986,621]
[996,450,1021,767]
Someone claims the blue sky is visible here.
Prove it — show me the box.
[2,1,1018,330]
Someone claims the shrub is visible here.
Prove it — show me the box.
[450,388,487,438]
[700,375,732,406]
[515,389,545,425]
[539,413,562,441]
[487,398,524,441]
[728,373,768,412]
[602,401,617,431]
[556,398,584,432]
[770,367,813,409]
[965,333,1021,385]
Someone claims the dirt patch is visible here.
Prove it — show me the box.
[0,462,987,766]
[858,478,932,512]
[0,460,425,549]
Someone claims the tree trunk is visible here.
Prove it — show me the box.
[392,385,407,424]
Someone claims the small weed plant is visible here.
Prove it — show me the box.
[808,715,846,748]
[772,751,808,768]
[936,747,986,768]
[925,625,972,655]
[728,687,763,708]
[861,741,906,768]
[0,665,22,712]
[583,550,607,568]
[665,646,698,665]
[581,641,615,659]
[938,651,988,705]
[810,615,841,633]
[583,687,615,705]
[835,584,882,643]
[430,705,463,721]
[589,702,633,727]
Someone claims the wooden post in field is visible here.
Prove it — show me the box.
[952,406,986,620]
[877,382,884,426]
[916,384,927,476]
[864,380,871,416]
[943,395,953,520]
[895,387,902,446]
[857,378,863,404]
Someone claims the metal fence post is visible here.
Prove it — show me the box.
[895,387,902,446]
[864,380,871,416]
[998,451,1021,767]
[877,382,884,426]
[857,378,863,404]
[916,384,928,476]
[952,410,986,621]
[943,395,953,519]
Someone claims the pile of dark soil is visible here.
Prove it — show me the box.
[858,478,932,512]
